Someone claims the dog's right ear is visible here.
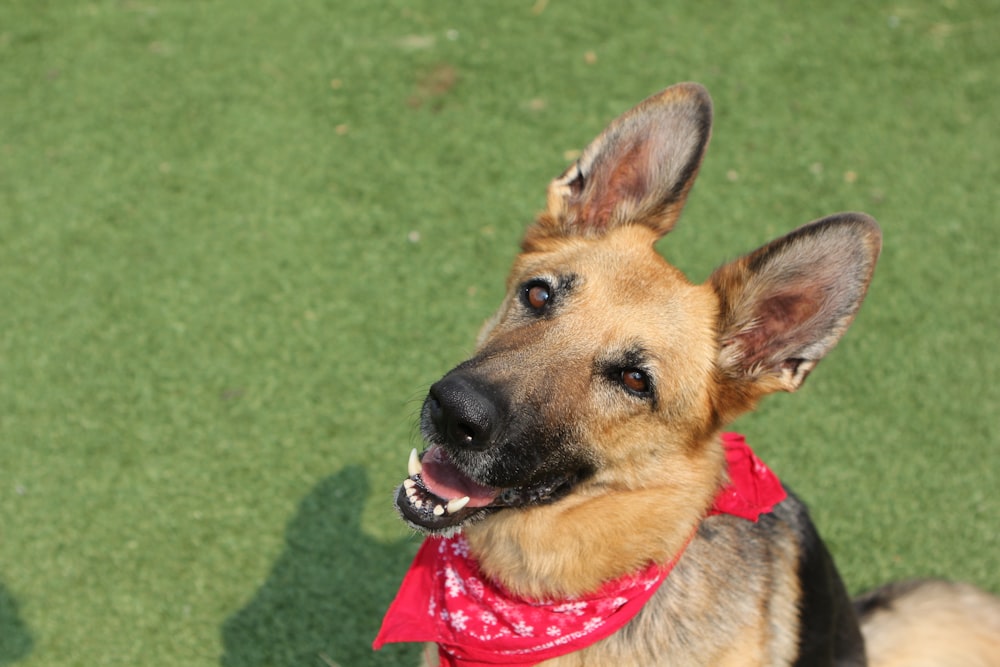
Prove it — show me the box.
[524,83,712,247]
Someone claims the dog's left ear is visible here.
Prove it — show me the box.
[710,214,882,410]
[526,82,712,245]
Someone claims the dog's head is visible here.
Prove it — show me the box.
[395,83,881,541]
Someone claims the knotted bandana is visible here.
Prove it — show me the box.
[374,433,786,667]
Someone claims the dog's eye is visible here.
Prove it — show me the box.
[620,368,651,395]
[522,280,552,312]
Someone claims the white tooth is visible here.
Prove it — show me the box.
[405,485,417,498]
[408,448,422,477]
[433,504,445,516]
[403,478,416,490]
[413,498,424,509]
[447,496,471,514]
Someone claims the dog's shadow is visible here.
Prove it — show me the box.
[0,582,33,665]
[220,466,420,667]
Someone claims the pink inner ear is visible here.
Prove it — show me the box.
[738,290,823,368]
[578,139,651,230]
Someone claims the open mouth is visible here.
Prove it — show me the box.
[394,444,582,534]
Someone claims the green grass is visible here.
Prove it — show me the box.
[1,1,997,665]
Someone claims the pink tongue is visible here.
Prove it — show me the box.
[420,446,500,508]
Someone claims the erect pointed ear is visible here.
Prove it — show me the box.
[525,83,712,246]
[709,213,882,413]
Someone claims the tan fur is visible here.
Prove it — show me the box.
[400,83,1000,666]
[465,225,725,599]
[860,581,1000,667]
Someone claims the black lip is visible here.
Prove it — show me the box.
[394,463,587,535]
[394,478,494,534]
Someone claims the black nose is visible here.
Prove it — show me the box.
[426,373,499,451]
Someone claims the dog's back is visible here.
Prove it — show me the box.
[547,496,1000,667]
[857,579,1000,667]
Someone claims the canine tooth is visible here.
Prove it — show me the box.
[408,448,422,477]
[447,496,471,513]
[433,504,445,516]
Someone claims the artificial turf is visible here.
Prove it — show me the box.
[1,2,997,665]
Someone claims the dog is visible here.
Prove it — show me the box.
[374,83,1000,666]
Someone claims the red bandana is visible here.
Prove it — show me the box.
[374,433,785,667]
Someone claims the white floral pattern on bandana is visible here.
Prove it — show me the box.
[428,535,669,658]
[374,434,788,667]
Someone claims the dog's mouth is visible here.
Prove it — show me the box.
[394,444,581,535]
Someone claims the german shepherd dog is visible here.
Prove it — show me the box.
[378,83,1000,666]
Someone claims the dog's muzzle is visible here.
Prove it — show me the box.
[393,371,587,534]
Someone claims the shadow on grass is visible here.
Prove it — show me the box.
[0,583,32,665]
[220,466,421,667]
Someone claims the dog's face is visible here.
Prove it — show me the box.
[394,84,881,544]
[398,224,720,534]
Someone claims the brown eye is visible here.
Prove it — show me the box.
[522,281,551,311]
[621,369,650,394]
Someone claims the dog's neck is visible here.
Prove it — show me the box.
[375,433,787,664]
[462,432,787,600]
[463,436,728,600]
[463,487,715,600]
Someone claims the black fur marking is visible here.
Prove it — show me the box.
[787,490,867,666]
[416,363,596,516]
[852,587,897,619]
[852,579,927,621]
[664,110,712,207]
